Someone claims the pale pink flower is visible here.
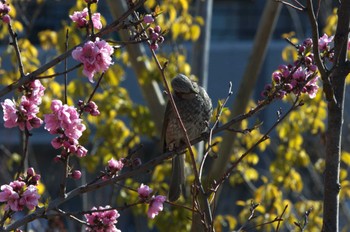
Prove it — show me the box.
[26,80,45,105]
[70,8,102,30]
[147,195,166,219]
[2,187,20,211]
[19,185,40,210]
[70,8,89,28]
[18,96,42,131]
[85,205,120,232]
[2,14,10,23]
[72,38,114,82]
[71,170,82,180]
[44,100,87,157]
[81,101,100,116]
[1,99,18,128]
[292,67,306,81]
[0,2,10,14]
[108,158,124,173]
[44,114,60,134]
[76,145,88,157]
[138,184,153,200]
[92,13,102,29]
[318,33,334,51]
[10,181,26,191]
[50,99,63,112]
[0,184,21,211]
[27,167,36,177]
[143,14,154,24]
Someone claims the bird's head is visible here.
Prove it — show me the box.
[171,74,199,96]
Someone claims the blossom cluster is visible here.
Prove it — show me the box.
[148,25,164,51]
[78,100,100,116]
[261,35,335,99]
[72,38,114,82]
[85,205,121,232]
[101,158,124,180]
[0,168,40,212]
[143,14,165,51]
[138,184,166,219]
[1,80,45,131]
[70,8,102,30]
[44,99,87,158]
[0,0,11,23]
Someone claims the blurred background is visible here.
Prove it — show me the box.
[1,0,348,231]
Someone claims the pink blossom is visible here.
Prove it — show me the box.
[85,205,120,232]
[83,101,100,116]
[92,13,102,29]
[26,80,46,105]
[27,167,36,177]
[76,145,88,157]
[0,184,20,211]
[318,33,334,51]
[44,114,60,135]
[108,158,124,173]
[70,8,89,28]
[138,184,152,200]
[70,8,102,30]
[0,2,11,14]
[18,96,42,131]
[2,14,10,23]
[10,181,26,192]
[143,14,154,24]
[148,26,164,51]
[44,100,86,140]
[50,99,63,112]
[0,185,18,202]
[305,76,319,99]
[71,170,82,180]
[44,100,87,157]
[147,195,166,219]
[292,67,306,81]
[0,184,23,211]
[1,94,43,131]
[19,185,40,210]
[1,99,18,128]
[72,38,114,82]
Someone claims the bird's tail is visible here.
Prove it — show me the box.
[168,154,185,202]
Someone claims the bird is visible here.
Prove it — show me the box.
[162,74,213,202]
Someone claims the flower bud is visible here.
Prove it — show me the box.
[71,170,82,180]
[27,167,36,177]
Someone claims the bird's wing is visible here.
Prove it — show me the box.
[161,99,172,152]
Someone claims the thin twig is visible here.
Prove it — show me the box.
[86,73,104,104]
[276,204,289,231]
[211,96,302,194]
[36,63,82,79]
[7,23,25,77]
[54,208,87,225]
[275,0,305,11]
[199,82,233,180]
[59,156,70,198]
[306,0,334,103]
[64,29,69,105]
[87,3,95,37]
